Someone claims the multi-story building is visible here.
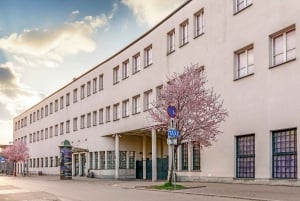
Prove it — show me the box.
[14,0,300,184]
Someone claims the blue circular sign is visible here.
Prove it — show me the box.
[167,105,177,118]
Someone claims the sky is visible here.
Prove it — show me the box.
[0,0,186,144]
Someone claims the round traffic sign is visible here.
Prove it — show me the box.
[167,105,177,118]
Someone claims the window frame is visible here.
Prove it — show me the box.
[167,29,175,54]
[132,53,141,74]
[270,25,296,68]
[234,44,254,80]
[144,45,153,67]
[194,9,204,38]
[122,60,130,80]
[113,66,120,84]
[234,0,253,14]
[180,20,189,47]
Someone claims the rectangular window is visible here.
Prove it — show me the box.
[113,103,120,121]
[100,151,105,169]
[59,122,64,135]
[92,77,97,93]
[180,20,189,46]
[271,25,296,67]
[144,45,153,67]
[45,105,48,116]
[99,109,104,124]
[80,84,85,99]
[73,118,78,131]
[87,81,91,97]
[37,110,39,120]
[55,124,58,136]
[236,134,255,178]
[272,128,297,179]
[50,157,53,167]
[55,100,58,112]
[29,133,32,143]
[132,53,141,74]
[235,44,254,79]
[119,151,127,169]
[45,157,48,167]
[66,93,70,107]
[60,96,64,109]
[122,99,130,118]
[113,66,119,84]
[55,156,59,167]
[37,131,39,141]
[193,144,201,171]
[156,85,163,106]
[73,88,78,103]
[129,151,135,169]
[45,128,48,139]
[40,130,44,140]
[93,111,97,126]
[122,60,129,79]
[194,9,204,37]
[50,103,53,114]
[107,151,115,169]
[95,152,98,169]
[80,115,85,129]
[235,0,252,13]
[30,114,32,123]
[99,74,104,90]
[50,126,53,138]
[181,143,188,170]
[106,106,111,122]
[87,113,91,128]
[144,90,152,111]
[167,29,175,54]
[66,120,70,133]
[41,108,44,119]
[132,95,140,115]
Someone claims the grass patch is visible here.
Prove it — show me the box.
[152,182,186,190]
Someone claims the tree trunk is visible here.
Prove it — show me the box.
[13,162,16,177]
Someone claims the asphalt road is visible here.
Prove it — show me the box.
[1,175,300,201]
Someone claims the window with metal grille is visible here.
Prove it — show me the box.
[181,143,188,170]
[129,151,135,169]
[95,152,98,169]
[100,151,105,169]
[236,134,255,178]
[272,128,297,179]
[193,144,201,171]
[107,151,115,169]
[119,151,127,169]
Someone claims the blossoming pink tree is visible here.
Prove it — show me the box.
[148,64,228,183]
[2,142,29,176]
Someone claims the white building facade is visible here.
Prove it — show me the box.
[13,0,300,184]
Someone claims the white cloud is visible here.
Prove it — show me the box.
[71,10,80,15]
[0,14,108,68]
[121,0,186,27]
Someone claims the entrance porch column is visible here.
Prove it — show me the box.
[72,154,75,176]
[115,134,120,179]
[142,135,147,180]
[151,128,157,181]
[79,154,82,176]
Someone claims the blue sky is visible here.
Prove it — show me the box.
[0,0,186,144]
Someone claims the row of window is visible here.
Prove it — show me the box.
[27,156,59,169]
[235,25,296,80]
[236,128,297,179]
[26,87,160,144]
[87,151,135,170]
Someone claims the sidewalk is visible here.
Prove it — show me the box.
[4,175,300,201]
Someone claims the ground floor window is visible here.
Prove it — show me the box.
[119,151,127,169]
[100,151,105,169]
[129,151,135,169]
[107,151,115,169]
[193,144,201,171]
[181,143,188,170]
[272,128,297,179]
[236,134,255,178]
[95,152,98,169]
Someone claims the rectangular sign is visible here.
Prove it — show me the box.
[168,129,179,138]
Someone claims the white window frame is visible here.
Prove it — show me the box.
[144,90,152,111]
[122,60,129,79]
[122,99,130,118]
[80,115,85,129]
[132,95,140,115]
[234,0,253,13]
[167,29,175,54]
[87,113,91,128]
[99,109,104,124]
[99,74,104,90]
[93,111,97,126]
[106,106,111,122]
[73,88,78,103]
[194,9,204,37]
[92,77,97,93]
[235,44,254,79]
[271,25,296,67]
[87,81,91,97]
[132,53,141,74]
[113,103,120,121]
[73,118,78,131]
[113,66,119,84]
[80,84,85,99]
[180,20,189,46]
[144,45,153,67]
